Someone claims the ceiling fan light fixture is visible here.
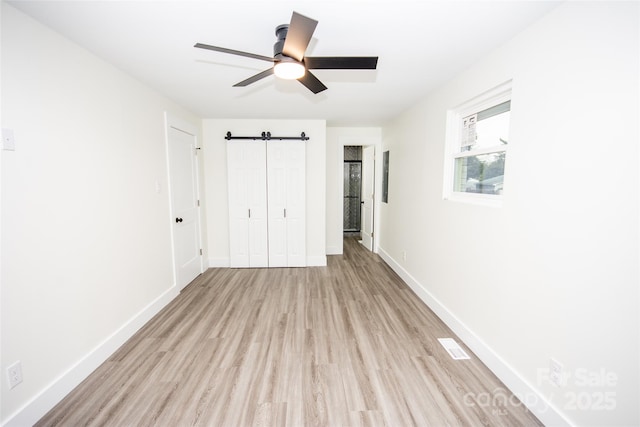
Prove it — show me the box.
[274,59,305,80]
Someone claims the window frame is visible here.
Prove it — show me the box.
[443,81,512,207]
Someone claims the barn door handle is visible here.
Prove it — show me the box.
[175,217,183,223]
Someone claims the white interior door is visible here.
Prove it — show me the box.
[227,141,268,268]
[361,145,375,251]
[267,141,306,267]
[227,142,250,267]
[267,141,288,267]
[285,142,306,266]
[167,124,202,289]
[247,143,268,267]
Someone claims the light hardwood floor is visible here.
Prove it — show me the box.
[37,237,542,426]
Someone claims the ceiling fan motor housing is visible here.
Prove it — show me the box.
[273,24,289,57]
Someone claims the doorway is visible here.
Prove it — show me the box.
[343,146,362,234]
[334,134,380,256]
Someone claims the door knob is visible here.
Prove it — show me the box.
[175,217,183,223]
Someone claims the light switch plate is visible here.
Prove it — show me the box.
[2,128,16,151]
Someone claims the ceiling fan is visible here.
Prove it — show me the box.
[194,11,378,94]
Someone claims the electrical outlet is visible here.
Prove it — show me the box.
[7,361,23,389]
[549,358,563,387]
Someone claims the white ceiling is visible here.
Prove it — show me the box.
[9,1,560,126]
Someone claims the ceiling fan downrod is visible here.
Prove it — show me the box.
[273,24,289,57]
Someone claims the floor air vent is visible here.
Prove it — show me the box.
[438,338,471,360]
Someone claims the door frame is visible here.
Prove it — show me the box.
[164,112,204,288]
[360,145,375,251]
[338,136,382,254]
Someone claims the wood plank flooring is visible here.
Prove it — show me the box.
[36,237,542,426]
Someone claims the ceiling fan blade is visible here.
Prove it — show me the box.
[282,12,318,61]
[298,70,327,94]
[194,43,275,63]
[305,56,378,70]
[233,68,275,87]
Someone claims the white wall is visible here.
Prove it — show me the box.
[203,119,326,266]
[379,2,639,426]
[0,4,202,425]
[325,127,382,255]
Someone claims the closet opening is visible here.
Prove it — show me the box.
[343,146,362,236]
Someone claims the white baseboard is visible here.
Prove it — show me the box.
[208,257,230,268]
[3,286,179,427]
[377,247,572,427]
[306,255,327,266]
[208,257,326,268]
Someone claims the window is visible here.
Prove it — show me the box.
[444,81,512,205]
